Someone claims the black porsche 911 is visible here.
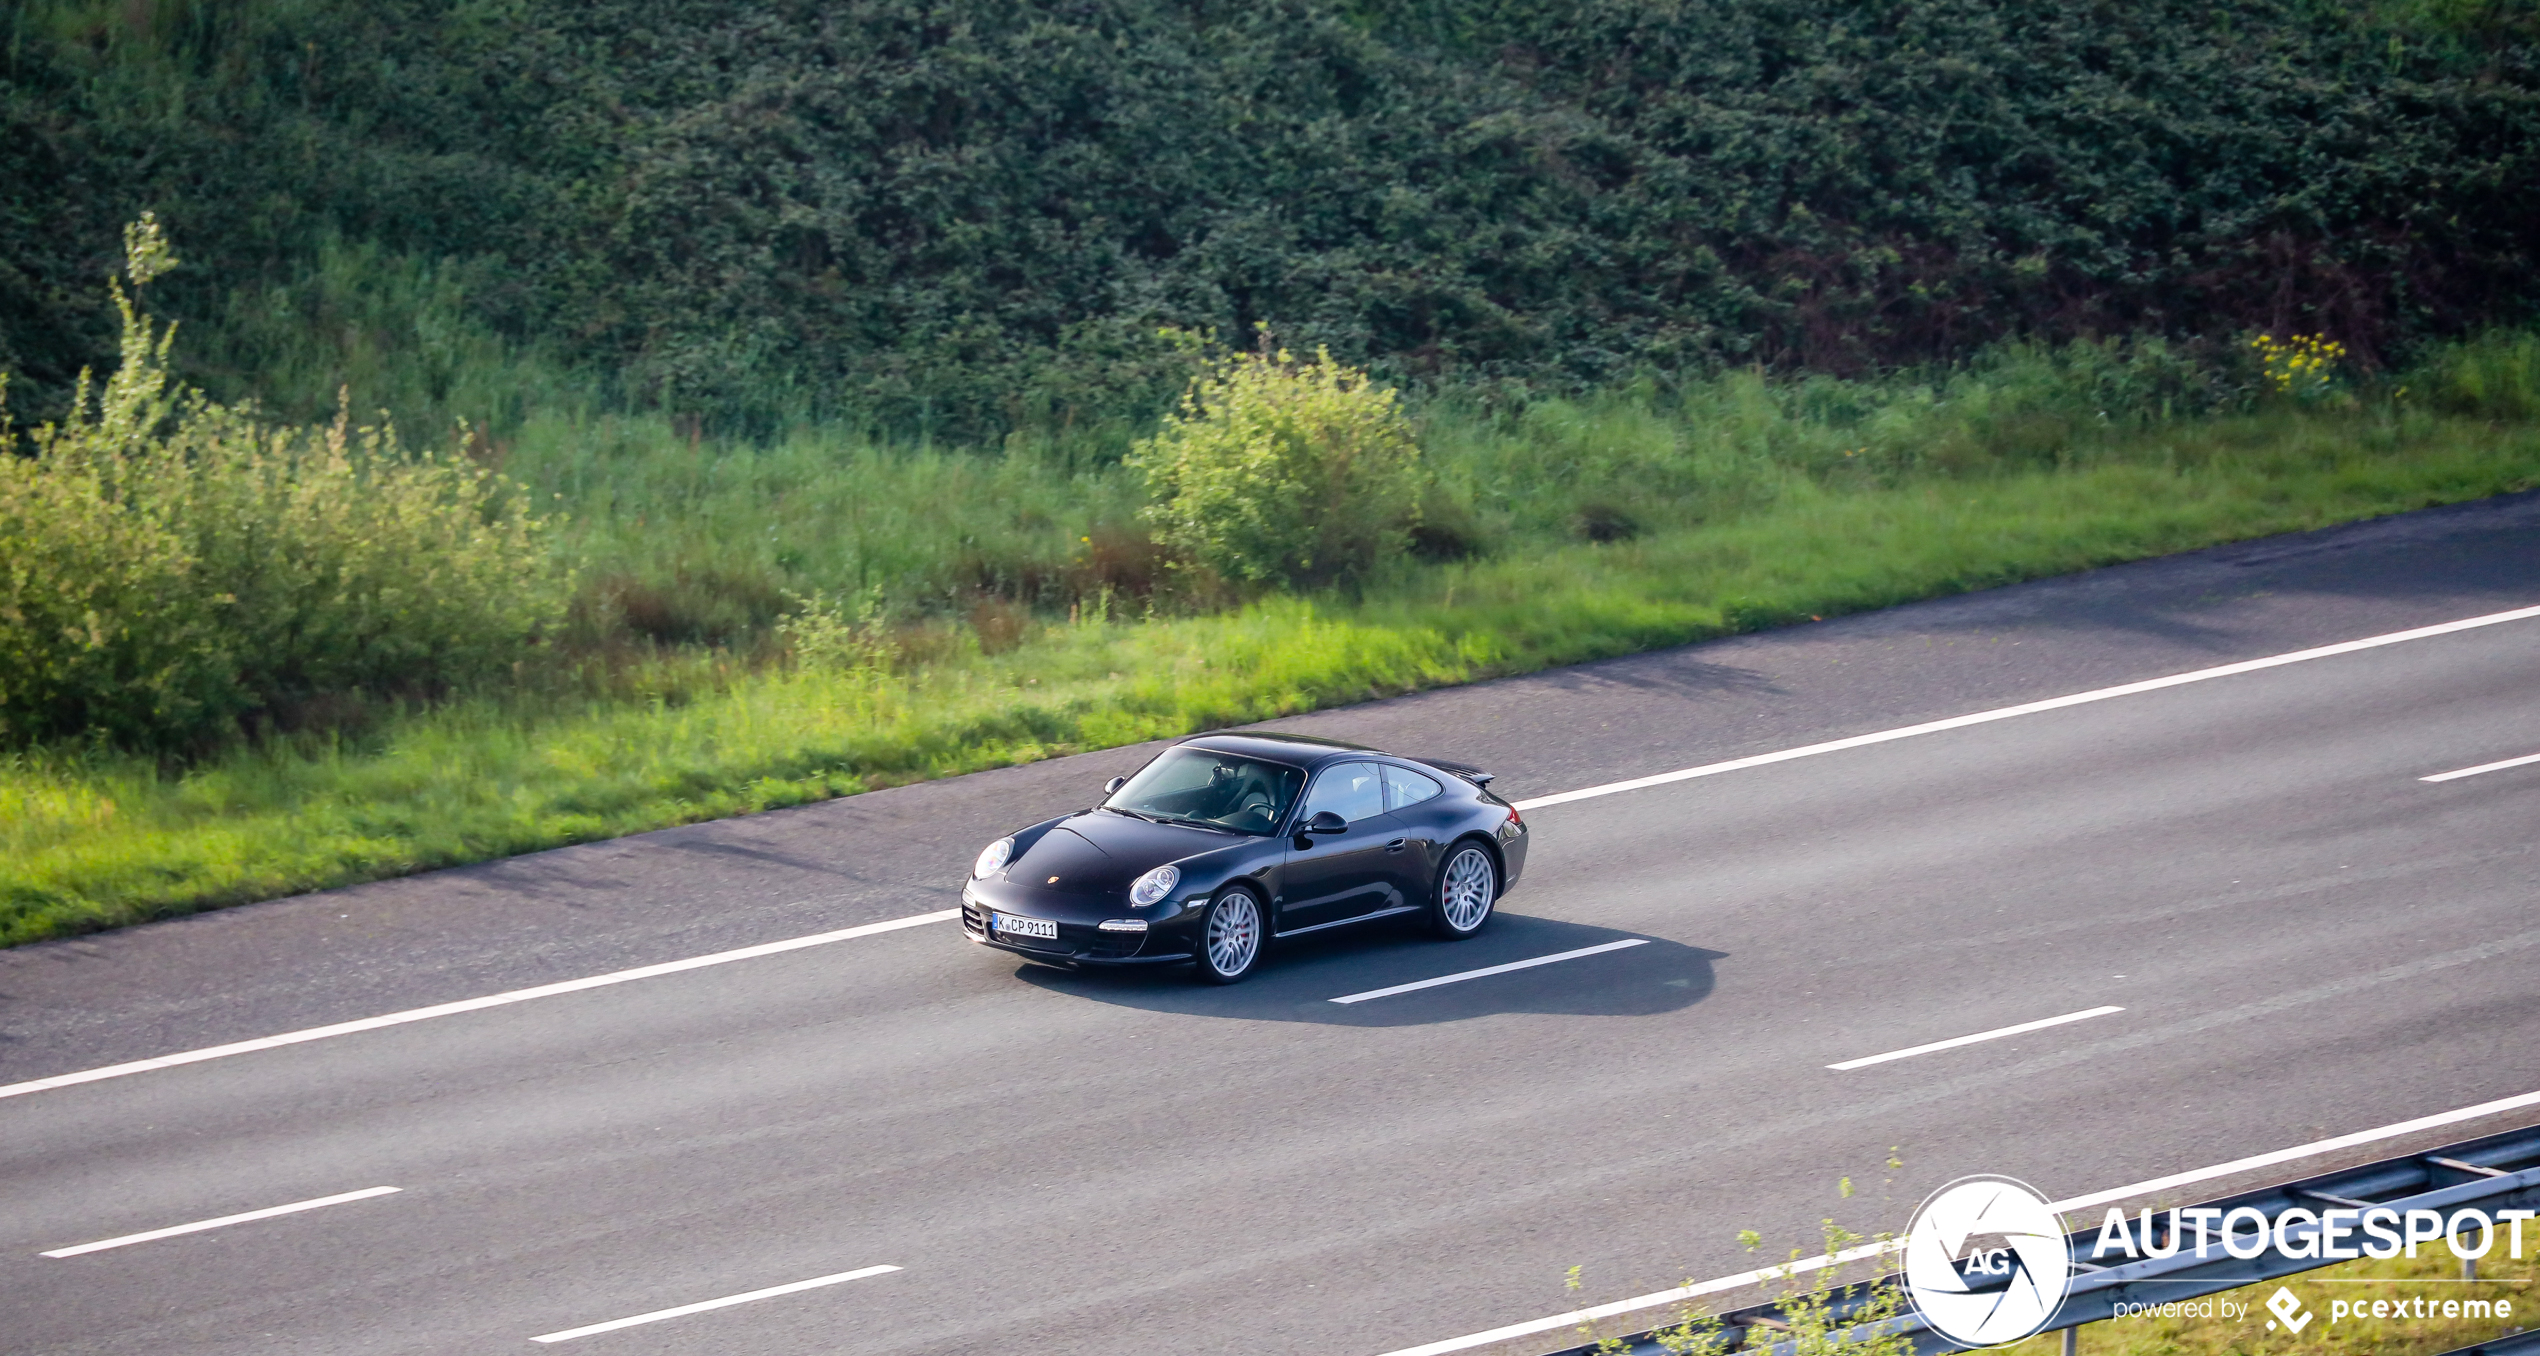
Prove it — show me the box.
[959,731,1529,982]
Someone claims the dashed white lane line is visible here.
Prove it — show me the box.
[0,912,957,1102]
[1368,1085,2540,1356]
[1826,1005,2125,1070]
[2423,750,2540,782]
[530,1265,901,1343]
[1510,602,2540,812]
[40,1186,400,1258]
[1329,939,1650,1004]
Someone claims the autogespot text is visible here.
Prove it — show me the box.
[2089,1204,2536,1264]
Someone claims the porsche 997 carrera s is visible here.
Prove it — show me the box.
[959,732,1528,983]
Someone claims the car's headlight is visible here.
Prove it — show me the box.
[973,837,1015,878]
[1128,864,1180,907]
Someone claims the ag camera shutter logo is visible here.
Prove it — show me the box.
[1903,1176,2073,1347]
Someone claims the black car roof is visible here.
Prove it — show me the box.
[1175,730,1375,766]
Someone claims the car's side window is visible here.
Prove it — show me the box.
[1382,764,1443,811]
[1301,761,1387,824]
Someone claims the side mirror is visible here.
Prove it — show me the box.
[1304,810,1348,835]
[1104,776,1128,795]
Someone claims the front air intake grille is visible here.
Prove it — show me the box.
[1087,930,1142,959]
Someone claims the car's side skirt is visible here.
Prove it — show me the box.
[1272,904,1421,939]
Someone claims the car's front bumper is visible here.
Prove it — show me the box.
[959,881,1201,966]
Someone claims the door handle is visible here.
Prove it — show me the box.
[1386,838,1409,851]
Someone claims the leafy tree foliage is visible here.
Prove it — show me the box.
[4,0,2536,442]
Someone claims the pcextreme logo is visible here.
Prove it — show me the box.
[1902,1176,2073,1347]
[2109,1283,2523,1332]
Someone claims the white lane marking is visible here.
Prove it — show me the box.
[2424,750,2540,782]
[1510,602,2540,812]
[1827,1005,2125,1070]
[1328,939,1650,1004]
[530,1265,901,1343]
[0,911,958,1102]
[1367,1084,2540,1356]
[41,1186,400,1258]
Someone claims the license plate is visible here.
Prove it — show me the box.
[994,912,1057,940]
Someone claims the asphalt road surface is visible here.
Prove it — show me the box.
[6,493,2539,1356]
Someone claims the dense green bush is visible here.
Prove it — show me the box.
[1130,344,1426,588]
[0,221,566,751]
[4,0,2536,442]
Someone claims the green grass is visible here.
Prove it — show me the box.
[503,405,1156,647]
[500,335,2267,641]
[7,401,2538,945]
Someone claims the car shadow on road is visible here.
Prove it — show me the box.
[1009,911,1723,1027]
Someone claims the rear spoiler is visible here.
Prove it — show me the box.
[1416,757,1494,788]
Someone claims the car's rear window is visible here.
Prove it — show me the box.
[1105,748,1305,835]
[1302,760,1388,824]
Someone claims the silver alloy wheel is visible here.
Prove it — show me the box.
[1440,846,1495,933]
[1206,892,1262,977]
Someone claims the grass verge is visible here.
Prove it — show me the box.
[5,407,2538,945]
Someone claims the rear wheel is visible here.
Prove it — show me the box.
[1429,841,1498,939]
[1195,886,1265,983]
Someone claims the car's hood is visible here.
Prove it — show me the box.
[1006,811,1242,894]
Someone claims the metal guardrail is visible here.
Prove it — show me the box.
[1541,1123,2540,1356]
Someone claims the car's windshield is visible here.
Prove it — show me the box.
[1104,748,1305,835]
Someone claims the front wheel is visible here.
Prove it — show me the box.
[1428,841,1498,939]
[1195,887,1266,983]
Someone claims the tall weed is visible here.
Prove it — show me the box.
[2416,330,2540,420]
[0,219,566,750]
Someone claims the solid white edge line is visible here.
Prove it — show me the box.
[529,1265,901,1343]
[1329,940,1651,1004]
[2423,750,2540,782]
[1509,602,2540,813]
[2046,1085,2540,1211]
[0,911,958,1102]
[1368,1086,2540,1356]
[1827,1005,2126,1070]
[40,1186,401,1258]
